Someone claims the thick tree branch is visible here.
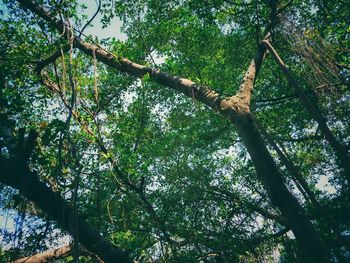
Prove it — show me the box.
[17,0,250,119]
[19,0,272,118]
[12,245,74,263]
[36,45,70,74]
[229,44,267,112]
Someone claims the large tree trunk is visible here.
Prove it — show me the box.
[232,112,328,263]
[262,40,350,184]
[15,1,330,261]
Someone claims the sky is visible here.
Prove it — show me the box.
[79,0,127,41]
[0,0,126,40]
[79,0,165,64]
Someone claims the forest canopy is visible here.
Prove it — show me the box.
[0,0,349,262]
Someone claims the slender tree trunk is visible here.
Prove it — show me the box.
[262,40,350,184]
[256,120,320,208]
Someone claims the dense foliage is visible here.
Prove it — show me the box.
[0,0,349,262]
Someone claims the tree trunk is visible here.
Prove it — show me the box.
[232,112,328,263]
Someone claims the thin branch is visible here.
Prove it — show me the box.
[79,0,101,38]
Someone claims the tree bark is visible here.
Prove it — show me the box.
[12,245,73,263]
[262,40,350,184]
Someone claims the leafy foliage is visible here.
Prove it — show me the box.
[0,0,349,262]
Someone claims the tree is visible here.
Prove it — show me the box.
[0,0,349,262]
